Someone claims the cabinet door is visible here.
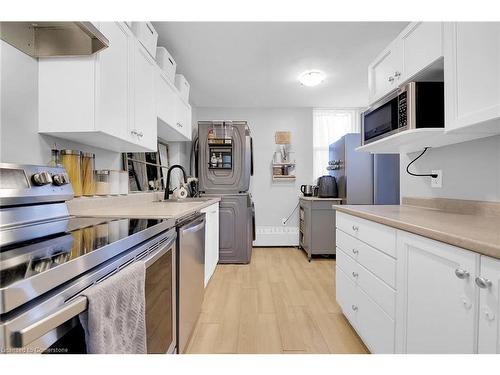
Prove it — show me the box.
[395,231,479,353]
[175,97,192,140]
[368,40,402,103]
[444,22,500,132]
[478,256,500,353]
[95,22,131,141]
[132,41,157,151]
[156,71,177,127]
[202,203,219,287]
[400,22,443,81]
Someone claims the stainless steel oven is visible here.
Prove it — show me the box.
[0,228,177,354]
[361,82,444,145]
[0,163,178,354]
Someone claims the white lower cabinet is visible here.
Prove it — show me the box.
[201,203,219,287]
[395,231,479,353]
[336,262,395,354]
[336,211,500,354]
[478,255,500,353]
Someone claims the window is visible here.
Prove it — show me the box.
[312,108,361,181]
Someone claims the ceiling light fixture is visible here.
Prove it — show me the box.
[298,70,325,87]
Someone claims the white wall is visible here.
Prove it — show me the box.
[1,41,122,169]
[400,135,500,202]
[195,107,314,245]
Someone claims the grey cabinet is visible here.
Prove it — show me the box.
[299,198,339,261]
[217,194,253,264]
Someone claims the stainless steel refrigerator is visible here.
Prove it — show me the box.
[328,133,399,205]
[196,121,255,264]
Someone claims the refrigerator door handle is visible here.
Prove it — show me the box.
[250,137,254,176]
[251,202,256,241]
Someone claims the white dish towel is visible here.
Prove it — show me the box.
[79,261,147,354]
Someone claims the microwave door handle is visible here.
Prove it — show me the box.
[11,296,88,348]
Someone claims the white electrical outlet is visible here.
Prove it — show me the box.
[281,218,287,226]
[431,170,442,188]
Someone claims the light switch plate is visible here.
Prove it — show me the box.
[431,170,442,188]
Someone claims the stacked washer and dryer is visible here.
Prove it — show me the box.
[195,121,255,264]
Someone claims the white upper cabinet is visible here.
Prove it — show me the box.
[39,22,157,152]
[156,68,192,142]
[477,255,500,353]
[368,22,444,105]
[131,39,157,151]
[156,70,177,129]
[444,22,500,133]
[395,231,479,353]
[400,22,443,81]
[175,96,192,140]
[368,39,402,103]
[95,22,131,142]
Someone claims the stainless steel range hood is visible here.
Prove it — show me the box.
[0,22,109,57]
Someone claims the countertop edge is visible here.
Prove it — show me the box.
[70,198,221,221]
[334,206,500,259]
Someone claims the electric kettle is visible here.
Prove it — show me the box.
[317,176,338,198]
[300,185,314,197]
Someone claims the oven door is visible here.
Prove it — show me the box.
[362,91,401,145]
[1,229,177,354]
[144,237,176,354]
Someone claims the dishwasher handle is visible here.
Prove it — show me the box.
[179,215,205,234]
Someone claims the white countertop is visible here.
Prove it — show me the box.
[67,192,220,220]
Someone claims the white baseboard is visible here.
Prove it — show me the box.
[254,226,299,247]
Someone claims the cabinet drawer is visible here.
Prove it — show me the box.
[357,286,395,354]
[336,247,359,283]
[336,229,396,288]
[335,266,358,324]
[338,246,395,318]
[336,212,396,257]
[357,261,396,318]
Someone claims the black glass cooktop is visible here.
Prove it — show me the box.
[0,217,163,289]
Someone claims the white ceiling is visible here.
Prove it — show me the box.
[153,22,408,108]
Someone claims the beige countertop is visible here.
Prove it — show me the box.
[334,203,500,259]
[67,192,221,221]
[300,196,343,201]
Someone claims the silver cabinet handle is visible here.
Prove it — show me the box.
[137,131,143,138]
[475,277,492,289]
[455,268,470,279]
[394,71,401,78]
[177,122,183,128]
[351,305,358,311]
[388,76,395,83]
[352,225,359,232]
[352,248,359,255]
[352,272,359,278]
[131,129,138,136]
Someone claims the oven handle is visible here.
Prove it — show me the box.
[11,235,175,348]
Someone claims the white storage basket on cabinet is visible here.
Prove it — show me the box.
[130,22,158,58]
[156,47,177,83]
[175,74,190,103]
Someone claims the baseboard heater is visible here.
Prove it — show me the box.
[254,226,299,247]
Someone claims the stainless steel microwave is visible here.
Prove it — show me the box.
[361,82,444,145]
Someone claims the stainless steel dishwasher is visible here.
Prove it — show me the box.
[176,212,206,354]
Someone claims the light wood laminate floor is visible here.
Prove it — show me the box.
[186,247,369,354]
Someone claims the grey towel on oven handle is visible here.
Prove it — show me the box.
[79,260,147,354]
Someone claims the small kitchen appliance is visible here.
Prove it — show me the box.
[361,81,444,145]
[300,184,314,197]
[317,176,338,198]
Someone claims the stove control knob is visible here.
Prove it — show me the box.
[52,173,69,186]
[31,171,53,186]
